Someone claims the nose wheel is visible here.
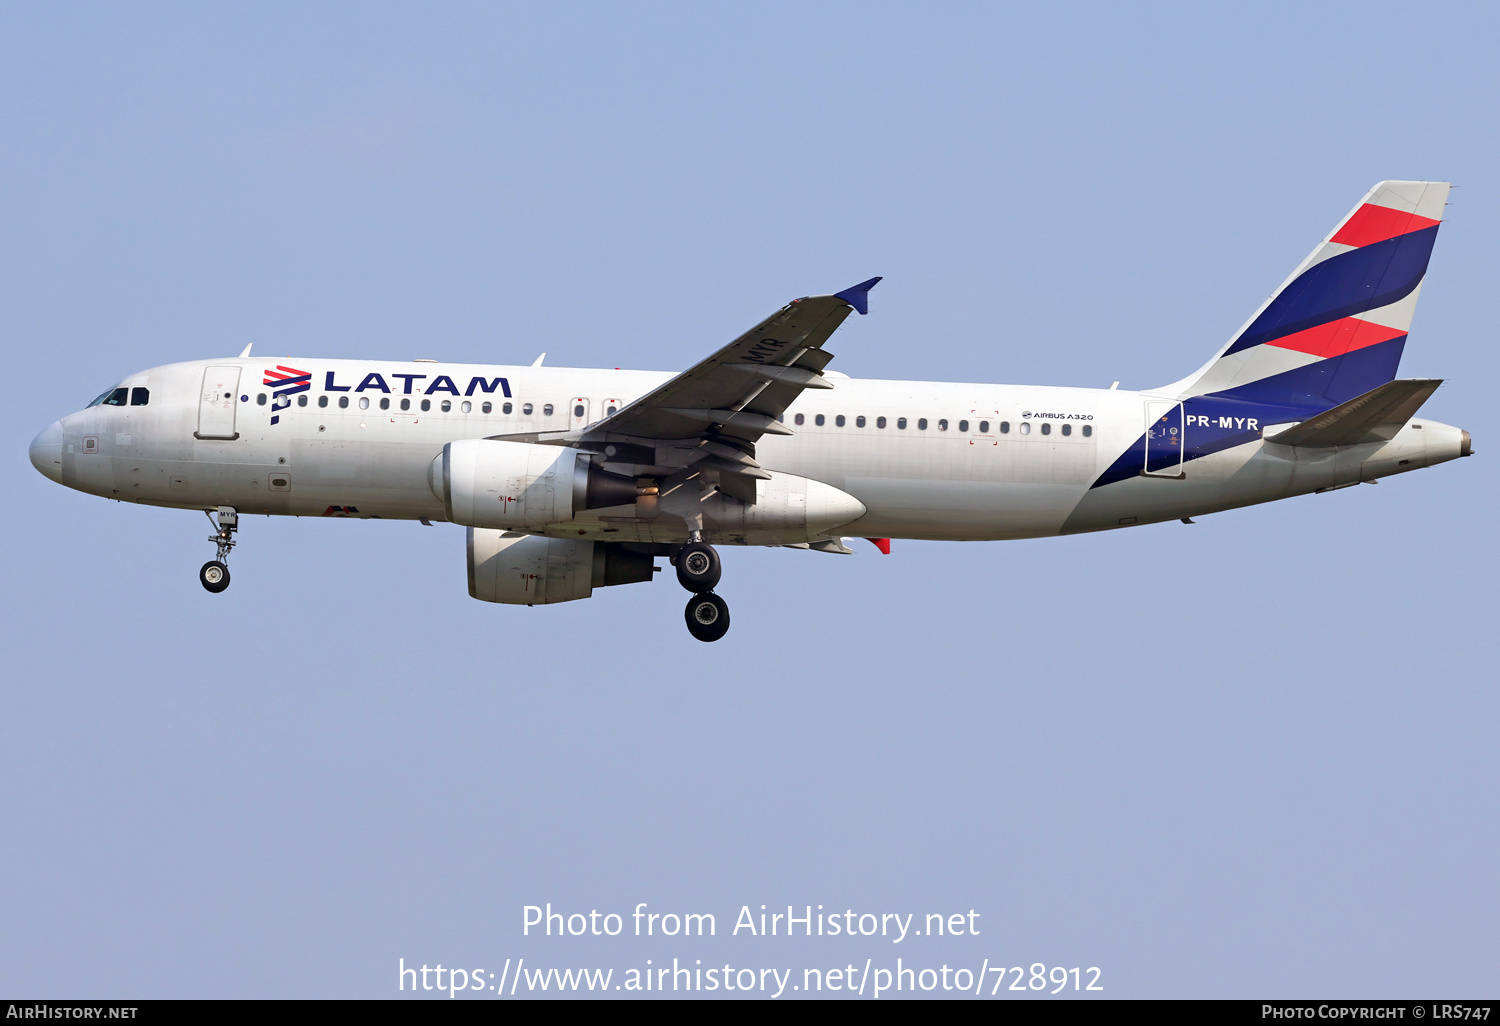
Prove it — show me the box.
[200,561,230,593]
[200,506,238,593]
[675,538,730,641]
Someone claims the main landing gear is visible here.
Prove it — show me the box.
[676,538,729,642]
[200,506,238,594]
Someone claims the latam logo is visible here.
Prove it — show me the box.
[261,367,513,425]
[322,371,512,397]
[263,365,311,425]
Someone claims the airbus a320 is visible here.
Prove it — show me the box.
[29,181,1472,641]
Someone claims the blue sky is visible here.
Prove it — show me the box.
[1,2,1495,998]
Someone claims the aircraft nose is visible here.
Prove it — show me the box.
[29,420,64,483]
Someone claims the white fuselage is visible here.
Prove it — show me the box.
[30,357,1468,544]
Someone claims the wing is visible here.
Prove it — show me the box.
[600,276,881,445]
[499,277,880,503]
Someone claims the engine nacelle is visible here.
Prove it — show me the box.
[434,439,637,529]
[468,530,656,605]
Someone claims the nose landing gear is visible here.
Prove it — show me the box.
[675,537,729,642]
[200,506,238,594]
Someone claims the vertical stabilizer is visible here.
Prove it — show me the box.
[1166,181,1449,410]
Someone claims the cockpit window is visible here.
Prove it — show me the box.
[130,387,149,406]
[88,387,129,408]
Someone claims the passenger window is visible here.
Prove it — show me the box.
[897,417,906,429]
[257,393,267,406]
[523,403,534,415]
[440,400,451,412]
[337,396,348,408]
[958,420,969,432]
[1061,423,1071,436]
[1083,424,1092,437]
[815,414,825,426]
[482,402,492,414]
[938,419,948,431]
[297,394,308,407]
[1000,421,1009,433]
[318,395,328,408]
[421,399,431,412]
[358,396,369,410]
[460,401,471,413]
[918,418,927,430]
[835,415,846,427]
[1020,421,1030,434]
[855,415,866,427]
[399,398,410,411]
[979,420,989,433]
[1041,422,1051,435]
[574,404,585,418]
[794,413,805,425]
[502,402,513,414]
[130,387,150,406]
[380,398,391,411]
[607,405,617,415]
[543,404,554,416]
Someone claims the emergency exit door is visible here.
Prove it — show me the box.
[570,397,591,430]
[196,366,241,440]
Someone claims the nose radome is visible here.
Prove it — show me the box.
[29,420,64,483]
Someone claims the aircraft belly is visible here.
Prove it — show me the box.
[1059,441,1345,533]
[840,477,1082,540]
[767,431,1101,541]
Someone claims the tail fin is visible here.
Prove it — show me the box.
[1169,181,1450,410]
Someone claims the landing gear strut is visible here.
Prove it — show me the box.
[200,506,237,594]
[675,537,729,642]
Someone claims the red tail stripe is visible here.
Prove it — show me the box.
[1265,316,1406,359]
[1330,203,1440,248]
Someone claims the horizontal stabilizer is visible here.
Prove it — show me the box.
[1267,378,1442,447]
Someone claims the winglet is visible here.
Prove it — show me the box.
[834,276,883,315]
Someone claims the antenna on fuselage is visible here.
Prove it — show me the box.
[531,353,546,367]
[239,343,253,358]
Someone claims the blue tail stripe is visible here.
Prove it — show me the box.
[1090,337,1407,490]
[1222,226,1436,356]
[1212,335,1406,408]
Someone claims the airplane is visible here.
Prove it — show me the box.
[28,180,1472,641]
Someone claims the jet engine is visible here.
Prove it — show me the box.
[433,439,638,529]
[468,530,656,605]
